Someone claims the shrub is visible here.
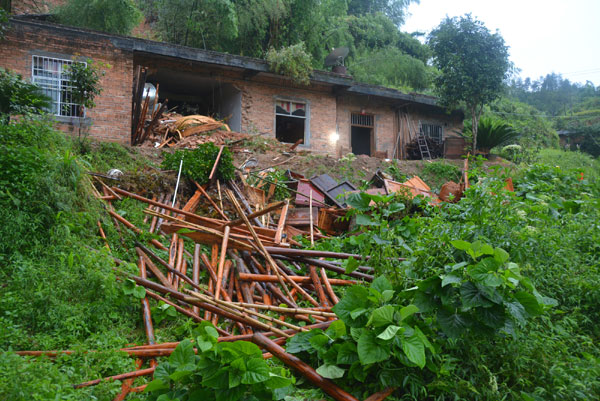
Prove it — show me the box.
[161,143,235,184]
[463,116,520,155]
[0,68,50,121]
[266,42,314,85]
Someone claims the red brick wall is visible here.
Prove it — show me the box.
[0,21,133,143]
[336,95,397,157]
[237,79,338,155]
[136,54,339,155]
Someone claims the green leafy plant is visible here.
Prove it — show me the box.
[63,59,107,141]
[463,116,520,155]
[161,143,235,184]
[266,42,314,85]
[0,68,50,122]
[144,323,294,400]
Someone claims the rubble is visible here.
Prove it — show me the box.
[16,143,487,401]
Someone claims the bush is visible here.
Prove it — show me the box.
[266,42,314,85]
[0,68,50,121]
[161,143,235,184]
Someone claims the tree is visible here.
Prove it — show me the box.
[428,15,510,152]
[56,0,142,36]
[63,60,106,138]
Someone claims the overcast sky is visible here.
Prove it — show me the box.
[402,0,600,86]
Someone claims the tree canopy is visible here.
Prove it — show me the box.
[56,0,142,36]
[428,14,510,151]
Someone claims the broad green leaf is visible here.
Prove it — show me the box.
[371,276,393,293]
[332,286,370,327]
[154,363,176,383]
[399,304,419,321]
[344,256,359,274]
[241,358,270,384]
[505,301,527,325]
[228,340,262,358]
[437,307,470,338]
[309,334,330,353]
[414,326,434,353]
[350,308,368,320]
[460,282,493,310]
[381,290,395,302]
[265,372,293,389]
[471,241,494,258]
[336,342,358,365]
[286,329,322,354]
[450,239,471,252]
[493,247,509,264]
[356,214,379,226]
[357,331,391,364]
[169,339,195,367]
[468,259,503,287]
[326,320,346,339]
[477,304,506,329]
[441,274,462,287]
[345,192,371,211]
[368,305,395,327]
[316,364,345,379]
[515,291,543,316]
[377,324,401,340]
[169,364,195,381]
[143,378,169,392]
[401,332,426,368]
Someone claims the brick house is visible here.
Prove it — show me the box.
[1,17,465,158]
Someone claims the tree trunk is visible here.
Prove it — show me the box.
[471,107,478,154]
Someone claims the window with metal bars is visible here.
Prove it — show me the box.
[351,113,373,127]
[422,123,443,144]
[31,55,85,117]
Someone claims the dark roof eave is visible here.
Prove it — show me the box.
[110,37,353,87]
[347,84,438,106]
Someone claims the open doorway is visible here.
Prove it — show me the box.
[145,68,242,131]
[351,113,374,155]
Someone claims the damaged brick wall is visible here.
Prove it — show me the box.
[0,21,133,143]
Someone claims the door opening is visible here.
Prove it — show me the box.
[350,113,374,156]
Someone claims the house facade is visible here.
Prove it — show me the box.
[1,17,465,158]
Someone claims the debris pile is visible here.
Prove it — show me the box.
[15,147,498,400]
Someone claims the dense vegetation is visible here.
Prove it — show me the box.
[1,112,599,400]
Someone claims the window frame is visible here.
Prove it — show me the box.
[421,122,444,144]
[31,55,86,118]
[273,98,310,147]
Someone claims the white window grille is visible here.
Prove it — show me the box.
[31,55,84,117]
[422,123,443,144]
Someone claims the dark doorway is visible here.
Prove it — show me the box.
[351,126,372,155]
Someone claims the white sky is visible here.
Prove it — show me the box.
[402,0,600,86]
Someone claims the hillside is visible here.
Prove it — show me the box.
[1,119,600,400]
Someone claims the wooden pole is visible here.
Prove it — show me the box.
[252,334,359,401]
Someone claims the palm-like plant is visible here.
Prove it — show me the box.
[463,116,519,155]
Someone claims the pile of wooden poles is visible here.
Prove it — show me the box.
[15,157,399,400]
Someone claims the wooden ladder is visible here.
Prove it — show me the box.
[417,122,431,160]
